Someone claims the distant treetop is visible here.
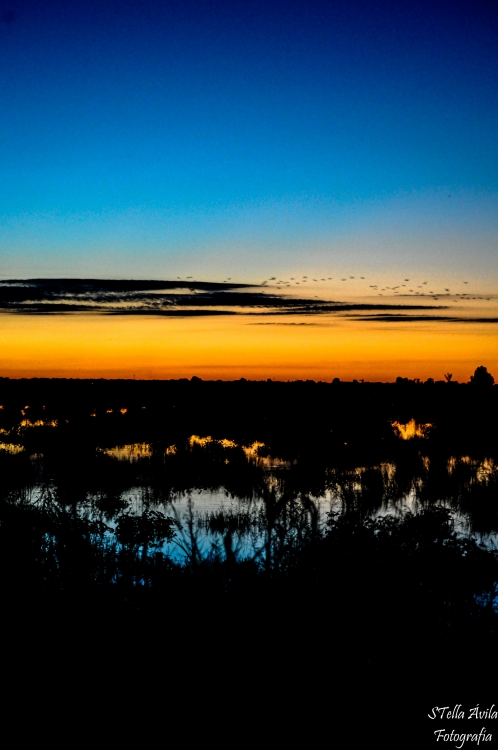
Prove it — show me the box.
[469,366,495,387]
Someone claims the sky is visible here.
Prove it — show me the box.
[1,0,497,381]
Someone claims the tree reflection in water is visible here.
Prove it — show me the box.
[2,431,498,563]
[2,378,497,710]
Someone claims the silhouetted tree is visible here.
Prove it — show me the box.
[470,366,495,387]
[444,373,453,383]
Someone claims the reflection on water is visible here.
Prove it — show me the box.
[8,449,498,561]
[18,419,58,428]
[477,458,496,478]
[0,418,58,435]
[242,441,265,459]
[125,489,335,563]
[103,436,293,469]
[99,443,153,460]
[392,419,432,439]
[0,442,25,454]
[3,423,498,565]
[189,435,237,448]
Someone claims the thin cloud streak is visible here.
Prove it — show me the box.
[354,314,498,323]
[0,279,449,318]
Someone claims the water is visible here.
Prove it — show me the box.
[7,433,498,563]
[2,404,498,567]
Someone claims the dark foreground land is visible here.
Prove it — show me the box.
[1,376,497,736]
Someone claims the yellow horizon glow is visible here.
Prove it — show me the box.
[0,312,497,383]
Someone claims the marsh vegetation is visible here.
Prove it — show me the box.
[1,377,497,677]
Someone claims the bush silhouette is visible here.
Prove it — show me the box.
[470,366,495,387]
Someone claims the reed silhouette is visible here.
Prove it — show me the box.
[0,374,497,694]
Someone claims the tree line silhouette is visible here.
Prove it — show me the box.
[0,367,497,693]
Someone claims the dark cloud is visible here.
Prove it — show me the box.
[1,303,107,314]
[354,314,498,323]
[0,278,450,318]
[105,309,237,317]
[251,304,447,316]
[0,277,253,295]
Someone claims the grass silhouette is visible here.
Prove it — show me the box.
[1,376,497,698]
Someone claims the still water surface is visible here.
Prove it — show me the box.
[3,428,498,561]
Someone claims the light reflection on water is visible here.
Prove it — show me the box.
[100,437,293,468]
[391,419,432,440]
[0,442,25,454]
[82,484,337,562]
[10,433,498,562]
[130,489,338,562]
[98,443,153,460]
[18,419,58,428]
[34,469,498,562]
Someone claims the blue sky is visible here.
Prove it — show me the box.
[1,0,497,285]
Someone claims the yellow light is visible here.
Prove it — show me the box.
[0,312,496,382]
[392,419,432,440]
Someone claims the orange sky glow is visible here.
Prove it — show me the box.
[1,313,496,383]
